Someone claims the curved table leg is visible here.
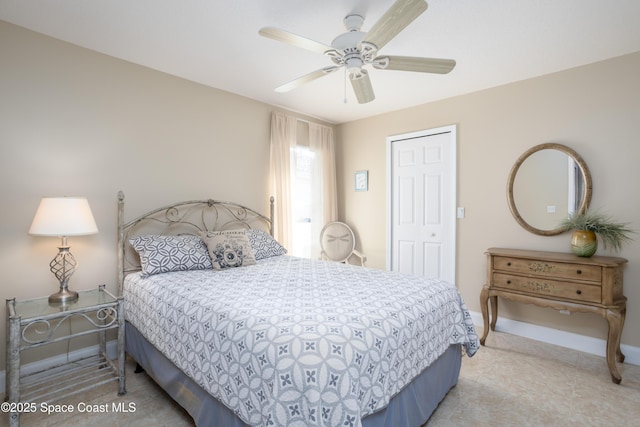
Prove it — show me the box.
[489,295,498,331]
[480,286,489,345]
[616,306,626,363]
[605,308,624,384]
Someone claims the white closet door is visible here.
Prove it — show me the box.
[387,126,456,283]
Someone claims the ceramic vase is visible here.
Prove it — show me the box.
[571,230,598,257]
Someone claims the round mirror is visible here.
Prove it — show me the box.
[507,143,592,235]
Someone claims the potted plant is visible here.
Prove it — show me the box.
[559,211,634,257]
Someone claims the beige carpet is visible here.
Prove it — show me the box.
[15,330,640,426]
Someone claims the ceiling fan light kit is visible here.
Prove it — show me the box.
[259,0,455,104]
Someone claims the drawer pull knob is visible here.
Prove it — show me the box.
[507,262,512,266]
[507,280,511,284]
[576,290,582,295]
[577,269,582,274]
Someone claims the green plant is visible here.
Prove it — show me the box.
[559,211,634,251]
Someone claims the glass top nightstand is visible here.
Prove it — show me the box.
[5,285,126,427]
[11,286,118,321]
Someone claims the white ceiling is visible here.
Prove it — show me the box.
[2,0,640,124]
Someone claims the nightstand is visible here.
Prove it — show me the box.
[5,285,125,427]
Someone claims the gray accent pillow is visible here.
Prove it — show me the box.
[129,235,212,277]
[246,229,287,260]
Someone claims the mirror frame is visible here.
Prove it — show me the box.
[507,143,592,236]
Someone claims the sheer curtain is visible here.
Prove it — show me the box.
[269,112,337,257]
[269,111,296,250]
[308,122,338,257]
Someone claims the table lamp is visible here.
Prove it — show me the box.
[29,197,99,303]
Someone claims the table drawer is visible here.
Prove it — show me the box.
[493,272,602,303]
[494,256,602,282]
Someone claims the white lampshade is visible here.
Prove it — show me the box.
[29,197,99,236]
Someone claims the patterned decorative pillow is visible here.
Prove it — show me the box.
[246,229,287,260]
[201,230,257,270]
[129,235,212,277]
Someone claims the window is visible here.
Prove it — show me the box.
[269,112,336,257]
[290,146,315,258]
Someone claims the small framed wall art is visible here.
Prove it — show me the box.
[354,170,368,192]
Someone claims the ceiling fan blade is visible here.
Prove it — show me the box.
[350,70,375,104]
[361,0,428,51]
[374,56,456,74]
[275,66,341,93]
[259,27,333,54]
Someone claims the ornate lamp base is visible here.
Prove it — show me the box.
[49,287,79,304]
[48,239,80,304]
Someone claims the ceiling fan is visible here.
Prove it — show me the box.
[259,0,456,104]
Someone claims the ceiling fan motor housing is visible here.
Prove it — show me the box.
[331,29,365,51]
[327,13,385,79]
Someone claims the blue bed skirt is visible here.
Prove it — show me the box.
[126,322,461,427]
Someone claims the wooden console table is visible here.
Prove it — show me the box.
[480,248,627,384]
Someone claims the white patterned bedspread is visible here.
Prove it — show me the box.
[124,255,479,427]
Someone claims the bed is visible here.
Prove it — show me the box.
[117,192,479,427]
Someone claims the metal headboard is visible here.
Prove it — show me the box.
[117,191,274,295]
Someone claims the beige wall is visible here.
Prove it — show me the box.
[336,51,640,348]
[0,21,330,367]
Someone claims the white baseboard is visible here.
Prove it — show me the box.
[0,340,118,395]
[469,310,640,366]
